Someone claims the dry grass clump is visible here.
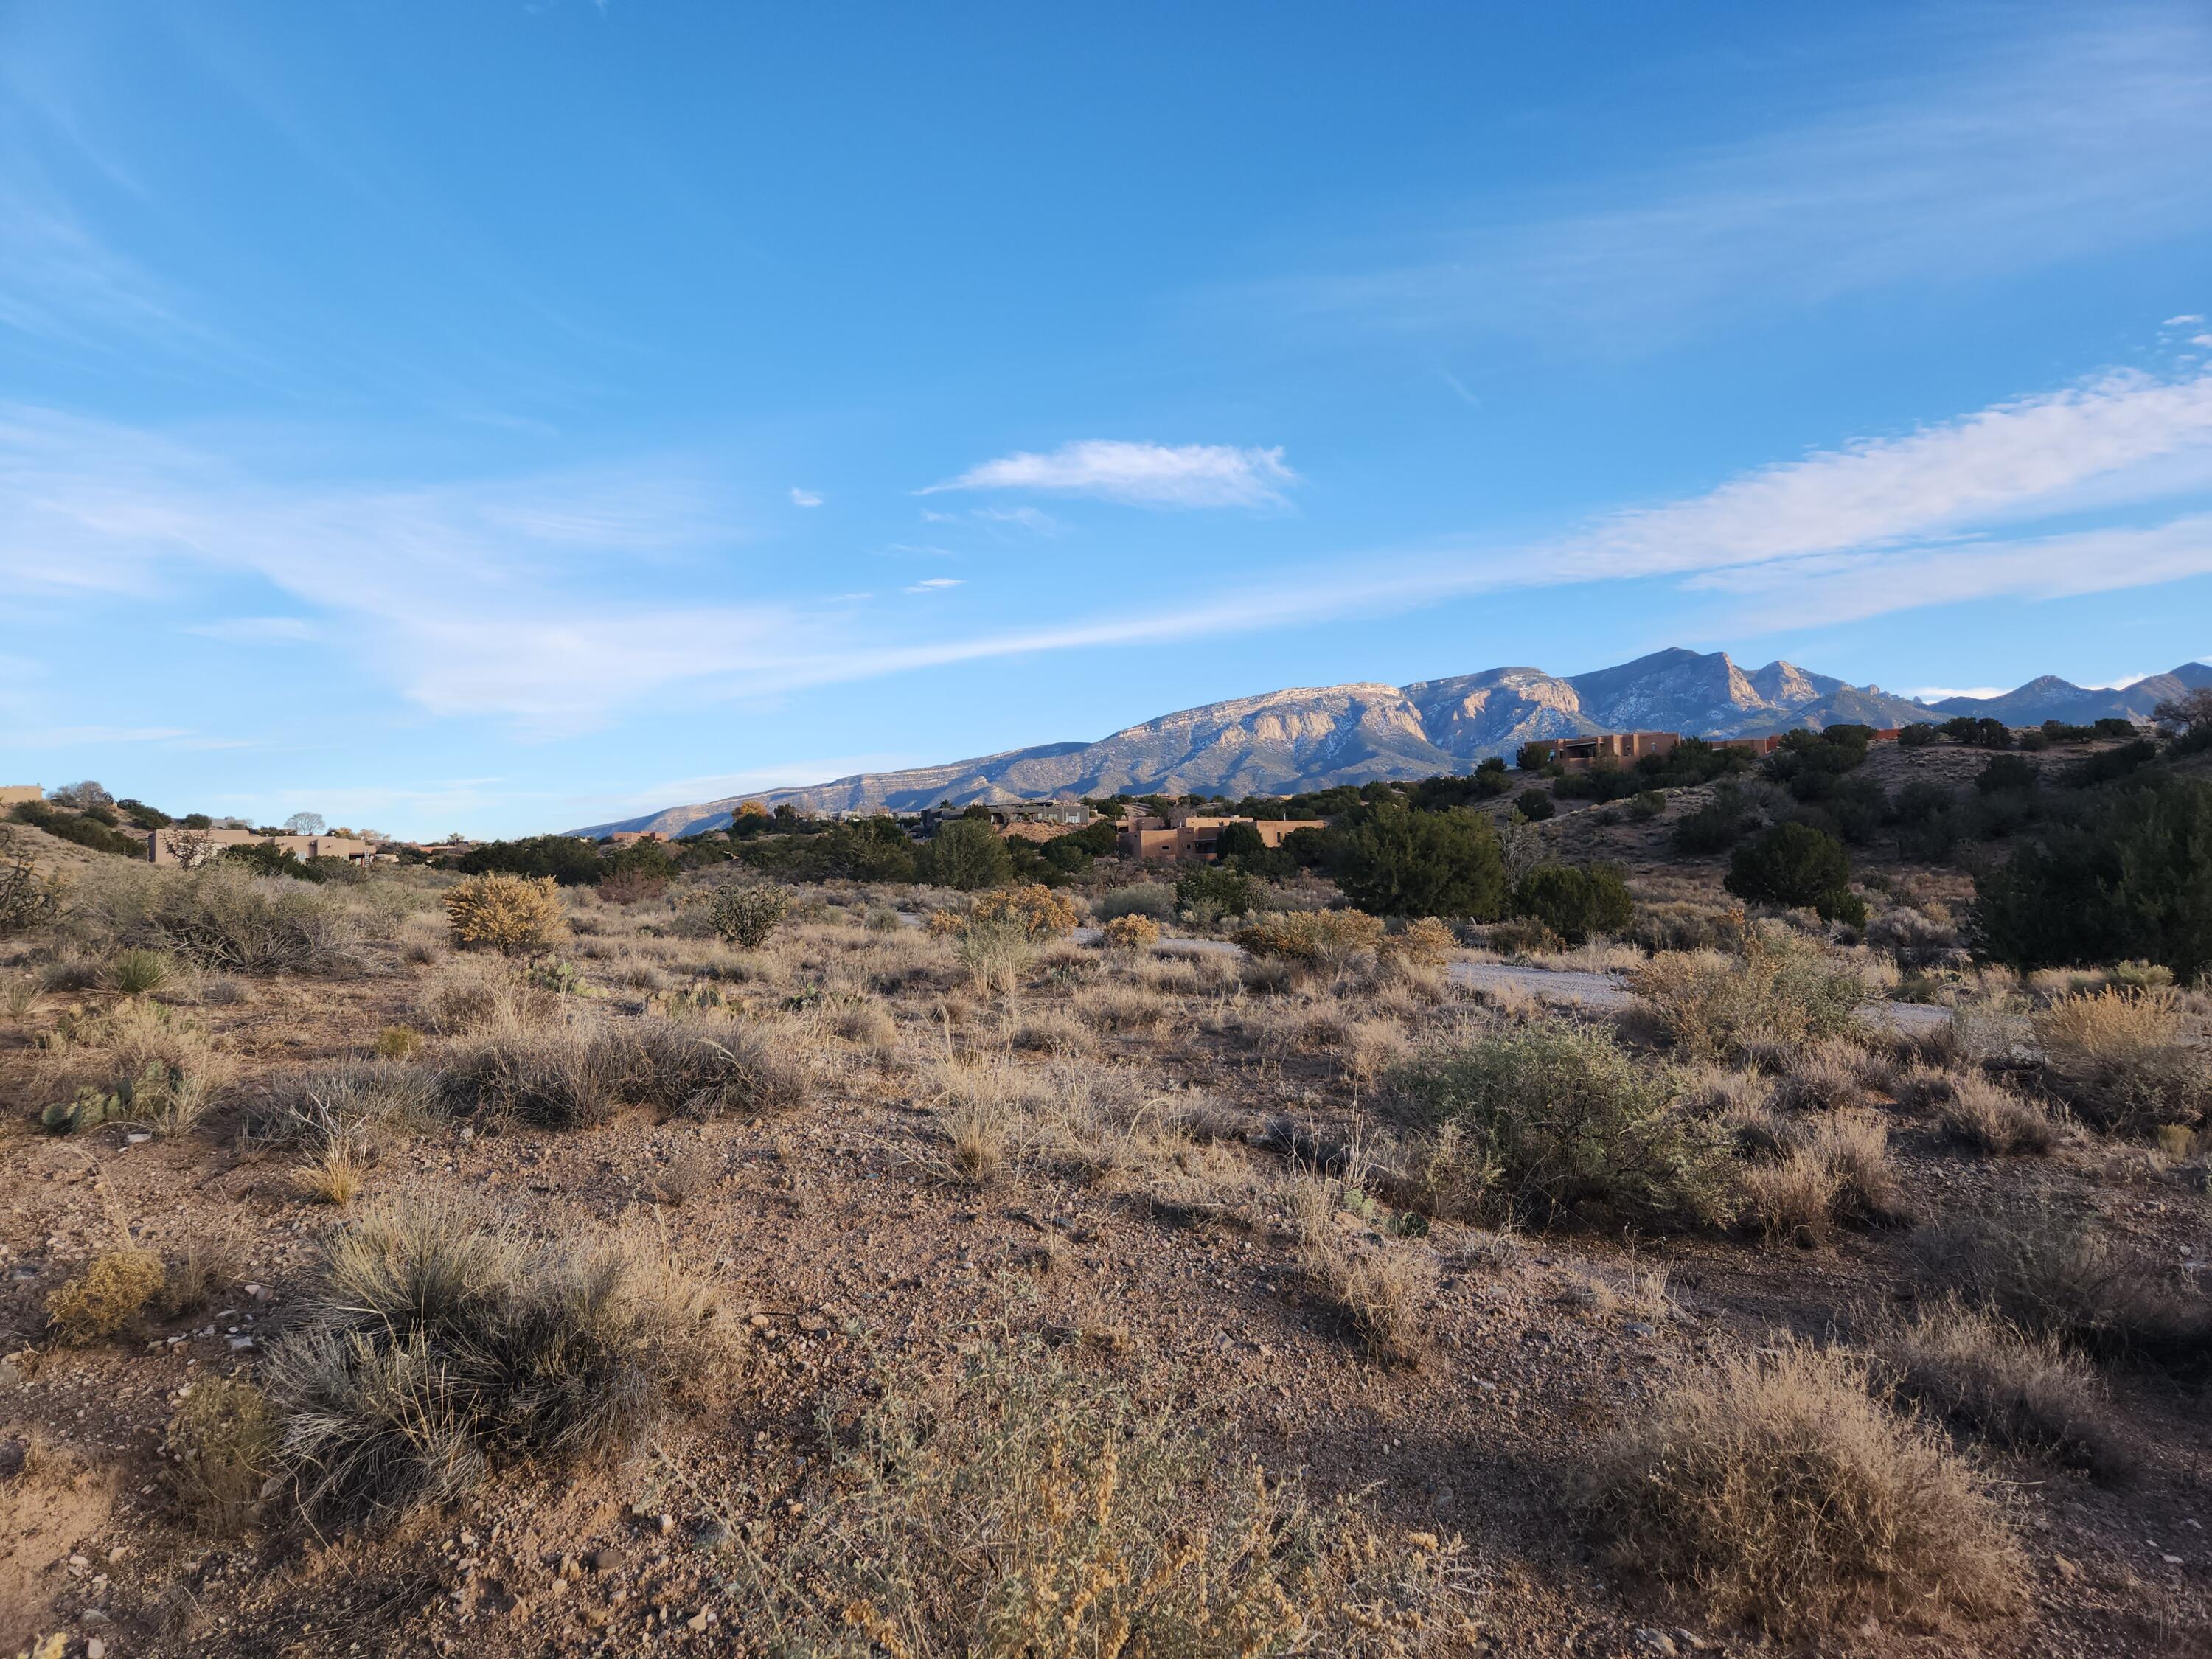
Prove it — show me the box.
[1766,1039,1871,1112]
[1071,981,1172,1033]
[1010,1009,1095,1057]
[439,1023,619,1128]
[296,1133,370,1205]
[942,1099,1012,1184]
[160,1231,244,1318]
[1875,1297,2129,1481]
[2032,987,2211,1134]
[1915,1214,2211,1371]
[248,1058,441,1147]
[83,863,363,974]
[732,1338,1468,1655]
[1099,912,1161,952]
[1737,1113,1910,1240]
[1934,1071,2059,1154]
[418,957,558,1034]
[1290,1175,1435,1364]
[1388,1023,1736,1229]
[599,1017,808,1121]
[1631,932,1871,1062]
[955,917,1034,995]
[1236,908,1385,965]
[46,1248,167,1342]
[262,1200,733,1531]
[1584,1340,2024,1639]
[443,872,568,955]
[164,1376,279,1533]
[832,998,898,1048]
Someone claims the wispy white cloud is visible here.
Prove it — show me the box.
[3,355,2209,734]
[789,487,824,507]
[923,440,1295,509]
[2168,314,2207,327]
[970,505,1062,535]
[1255,16,2212,344]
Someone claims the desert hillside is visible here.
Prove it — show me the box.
[4,719,2211,1658]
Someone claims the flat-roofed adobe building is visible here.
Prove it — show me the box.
[148,828,372,867]
[1117,814,1326,861]
[1520,731,1681,771]
[0,785,43,806]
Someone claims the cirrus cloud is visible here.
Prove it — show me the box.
[922,439,1295,509]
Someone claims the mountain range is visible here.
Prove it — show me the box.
[569,648,2210,837]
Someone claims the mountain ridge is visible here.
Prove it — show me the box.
[568,648,2202,838]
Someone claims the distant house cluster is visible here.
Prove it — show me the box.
[147,828,373,867]
[0,785,43,806]
[1116,813,1327,861]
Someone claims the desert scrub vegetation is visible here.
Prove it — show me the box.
[263,1200,734,1531]
[437,1016,806,1128]
[444,870,568,954]
[46,1247,167,1342]
[968,882,1080,940]
[708,880,790,947]
[1583,1340,2023,1639]
[1918,1067,2058,1154]
[1914,1213,2211,1371]
[1734,1112,1909,1242]
[1234,907,1385,966]
[1874,1298,2129,1481]
[68,862,366,973]
[731,1337,1471,1655]
[1630,930,1871,1062]
[1388,1023,1736,1229]
[1289,1174,1435,1363]
[164,1375,279,1534]
[2030,985,2211,1135]
[1099,911,1160,951]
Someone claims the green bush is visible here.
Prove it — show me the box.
[1512,863,1634,945]
[1630,933,1871,1061]
[222,840,324,882]
[1972,777,2212,980]
[1725,823,1865,924]
[708,883,790,947]
[1174,863,1256,918]
[457,834,605,886]
[916,819,1014,890]
[1332,804,1506,919]
[1096,883,1175,921]
[1975,754,2040,795]
[1389,1024,1735,1228]
[10,800,142,858]
[1627,789,1667,821]
[1898,723,1939,748]
[1515,787,1556,821]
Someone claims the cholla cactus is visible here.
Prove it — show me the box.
[444,872,568,955]
[708,883,790,948]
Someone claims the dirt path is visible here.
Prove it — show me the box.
[1071,924,1954,1034]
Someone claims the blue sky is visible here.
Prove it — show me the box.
[3,1,2210,838]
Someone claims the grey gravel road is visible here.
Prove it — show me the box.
[1070,925,1952,1034]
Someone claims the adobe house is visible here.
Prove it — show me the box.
[605,830,669,846]
[0,785,42,806]
[1116,814,1326,861]
[1520,731,1682,771]
[148,829,372,868]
